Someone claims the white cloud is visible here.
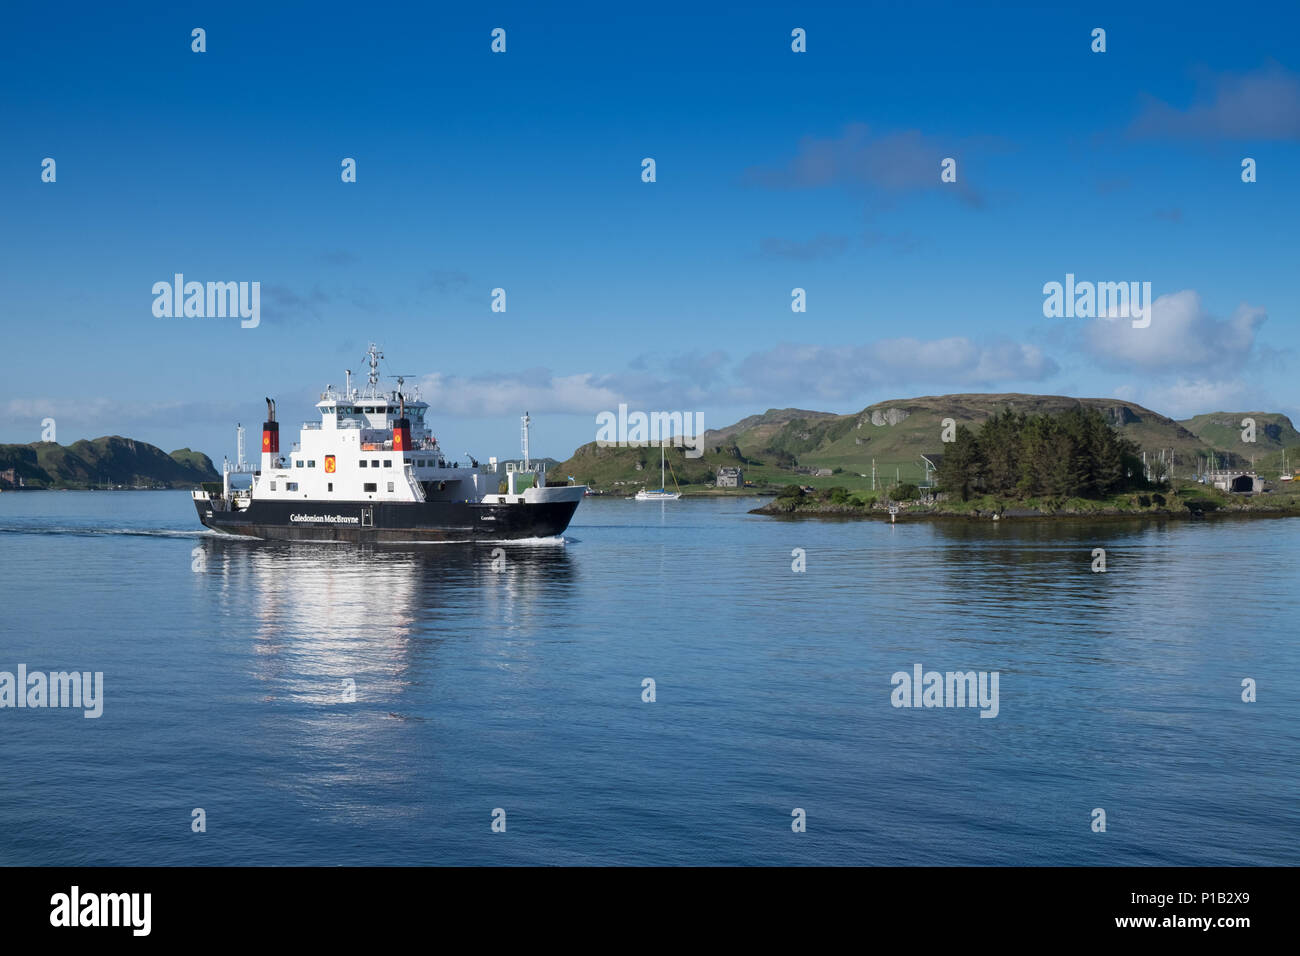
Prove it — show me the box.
[417,371,625,417]
[1138,379,1256,418]
[1111,378,1291,420]
[745,122,988,207]
[1081,290,1265,372]
[410,334,1058,416]
[2,398,242,435]
[735,338,1058,401]
[1130,63,1300,141]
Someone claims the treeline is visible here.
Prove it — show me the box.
[937,407,1145,501]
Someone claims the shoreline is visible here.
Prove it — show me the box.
[749,500,1300,522]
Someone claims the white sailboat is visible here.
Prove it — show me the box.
[635,444,681,501]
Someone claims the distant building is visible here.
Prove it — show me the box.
[0,468,20,488]
[1207,470,1264,494]
[716,466,743,488]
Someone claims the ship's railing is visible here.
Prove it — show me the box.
[301,420,363,430]
[350,436,439,452]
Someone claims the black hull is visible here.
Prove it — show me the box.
[195,497,580,542]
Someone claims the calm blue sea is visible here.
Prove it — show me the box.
[0,491,1296,865]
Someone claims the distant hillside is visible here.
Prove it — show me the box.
[554,440,749,491]
[553,393,1300,493]
[770,393,1210,472]
[0,437,219,489]
[702,408,840,446]
[1177,412,1300,454]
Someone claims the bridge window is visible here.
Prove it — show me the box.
[308,460,316,468]
[359,460,367,468]
[287,482,299,492]
[383,459,392,468]
[363,482,377,493]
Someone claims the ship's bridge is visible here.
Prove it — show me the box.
[309,381,431,435]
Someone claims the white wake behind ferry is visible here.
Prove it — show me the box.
[192,346,585,542]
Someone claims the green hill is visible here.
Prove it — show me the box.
[1177,412,1300,458]
[702,407,841,448]
[0,437,219,489]
[557,440,750,492]
[554,393,1300,494]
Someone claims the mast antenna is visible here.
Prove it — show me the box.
[521,411,531,471]
[364,344,384,396]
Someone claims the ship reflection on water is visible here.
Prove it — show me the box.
[198,536,577,686]
[192,536,577,823]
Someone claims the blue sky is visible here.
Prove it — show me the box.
[2,0,1297,463]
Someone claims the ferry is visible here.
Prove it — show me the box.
[192,345,585,541]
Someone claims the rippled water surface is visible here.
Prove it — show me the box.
[1,491,1296,865]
